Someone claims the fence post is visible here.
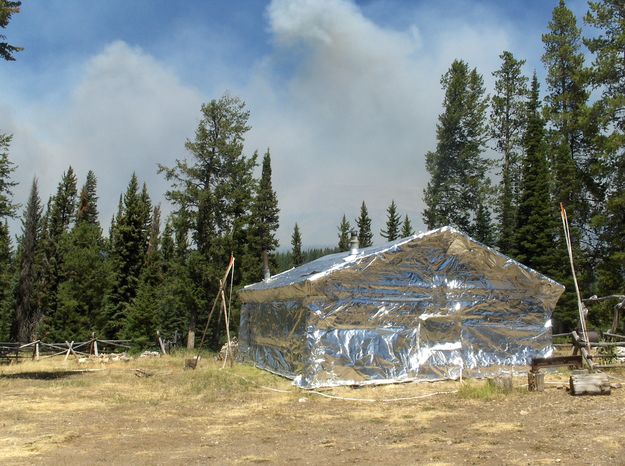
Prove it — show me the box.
[157,330,167,355]
[92,332,99,357]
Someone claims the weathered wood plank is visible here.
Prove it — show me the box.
[570,373,611,396]
[531,355,584,371]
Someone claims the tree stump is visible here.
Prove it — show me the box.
[570,372,611,396]
[528,370,544,392]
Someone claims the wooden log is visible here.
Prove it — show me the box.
[570,373,611,396]
[528,371,545,392]
[588,341,625,347]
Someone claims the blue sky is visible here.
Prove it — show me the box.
[1,0,591,248]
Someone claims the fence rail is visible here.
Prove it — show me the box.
[0,337,132,364]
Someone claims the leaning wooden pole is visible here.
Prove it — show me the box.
[220,281,233,369]
[193,256,235,369]
[560,204,592,361]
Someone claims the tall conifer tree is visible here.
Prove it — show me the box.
[41,167,78,336]
[337,214,351,251]
[246,149,280,282]
[513,75,557,271]
[356,201,373,248]
[12,179,44,341]
[381,200,401,242]
[101,174,151,339]
[400,215,414,238]
[159,94,257,349]
[124,205,163,346]
[542,0,596,329]
[54,172,110,340]
[423,60,492,238]
[585,0,625,316]
[291,223,303,267]
[0,133,17,339]
[542,0,594,236]
[490,51,528,253]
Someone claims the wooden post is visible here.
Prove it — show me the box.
[528,370,544,392]
[157,330,166,355]
[35,341,40,361]
[63,341,76,361]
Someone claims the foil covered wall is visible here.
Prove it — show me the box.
[239,227,564,388]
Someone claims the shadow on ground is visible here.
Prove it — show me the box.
[0,370,83,380]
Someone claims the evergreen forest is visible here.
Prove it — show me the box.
[1,0,624,348]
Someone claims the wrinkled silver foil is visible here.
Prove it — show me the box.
[239,227,564,388]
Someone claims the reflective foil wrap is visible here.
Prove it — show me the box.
[238,226,564,388]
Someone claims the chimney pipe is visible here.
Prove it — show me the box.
[261,250,271,281]
[349,230,359,255]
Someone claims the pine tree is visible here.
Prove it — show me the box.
[542,0,596,329]
[381,200,401,242]
[542,0,594,235]
[124,205,163,347]
[0,1,22,61]
[41,167,78,337]
[158,213,192,345]
[101,174,151,339]
[161,217,175,270]
[291,223,303,267]
[356,201,373,248]
[513,76,556,270]
[0,220,14,340]
[585,0,625,319]
[159,94,257,349]
[0,133,17,219]
[53,172,110,341]
[337,214,351,251]
[12,179,44,341]
[423,60,492,237]
[400,215,414,238]
[490,51,529,253]
[0,133,17,339]
[245,149,280,283]
[76,170,98,225]
[514,75,573,329]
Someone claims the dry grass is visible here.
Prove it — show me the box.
[1,356,625,465]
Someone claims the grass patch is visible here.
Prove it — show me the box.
[457,380,508,400]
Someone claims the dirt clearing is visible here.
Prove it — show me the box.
[1,356,624,465]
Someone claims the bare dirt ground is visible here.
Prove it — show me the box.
[1,355,624,465]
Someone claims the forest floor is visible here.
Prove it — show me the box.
[0,354,624,465]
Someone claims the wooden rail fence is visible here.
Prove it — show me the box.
[0,337,132,364]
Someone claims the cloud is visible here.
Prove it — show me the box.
[3,40,204,233]
[3,0,528,250]
[242,0,512,247]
